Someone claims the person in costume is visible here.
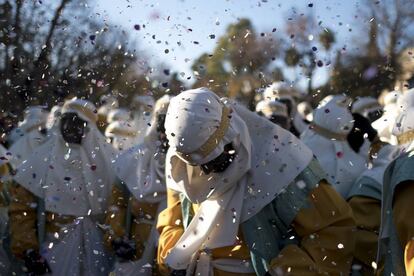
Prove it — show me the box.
[301,95,366,198]
[132,95,154,145]
[105,108,135,151]
[347,140,399,275]
[263,82,307,136]
[9,106,48,168]
[156,88,355,276]
[9,98,117,275]
[378,89,414,275]
[105,95,172,275]
[255,100,290,129]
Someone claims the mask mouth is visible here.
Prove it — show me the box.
[199,143,236,175]
[60,113,87,145]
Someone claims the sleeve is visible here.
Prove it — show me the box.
[8,182,39,258]
[156,188,184,276]
[104,182,129,248]
[270,181,355,275]
[348,195,381,270]
[393,180,414,276]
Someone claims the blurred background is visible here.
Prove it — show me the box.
[1,0,414,138]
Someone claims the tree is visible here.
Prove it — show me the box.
[191,18,280,109]
[0,0,152,137]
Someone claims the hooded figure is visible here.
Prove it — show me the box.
[105,95,171,276]
[262,82,307,136]
[157,88,355,276]
[9,98,117,276]
[378,89,414,275]
[351,96,383,123]
[132,95,154,145]
[9,106,48,168]
[301,95,366,198]
[346,141,399,275]
[105,121,137,152]
[255,100,290,130]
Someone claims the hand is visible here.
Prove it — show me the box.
[111,237,136,261]
[24,249,51,275]
[170,270,187,276]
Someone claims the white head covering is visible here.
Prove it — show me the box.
[373,91,402,145]
[255,100,288,119]
[105,121,137,151]
[352,96,382,117]
[13,98,116,216]
[392,89,414,153]
[9,106,49,168]
[46,105,62,130]
[263,82,297,115]
[301,95,366,198]
[97,95,119,117]
[132,95,154,145]
[164,88,312,269]
[297,101,313,122]
[106,108,130,124]
[19,106,48,133]
[114,95,172,203]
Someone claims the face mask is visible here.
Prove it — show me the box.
[269,115,290,130]
[367,109,383,123]
[60,113,87,144]
[199,143,236,175]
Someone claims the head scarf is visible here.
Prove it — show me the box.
[105,121,137,151]
[373,91,402,145]
[9,106,49,168]
[352,96,382,117]
[46,105,62,130]
[13,98,116,216]
[164,88,312,269]
[106,108,131,124]
[301,95,366,198]
[297,101,313,122]
[113,95,172,203]
[97,95,119,117]
[263,82,297,115]
[255,100,288,119]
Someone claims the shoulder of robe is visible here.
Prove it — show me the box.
[389,152,414,187]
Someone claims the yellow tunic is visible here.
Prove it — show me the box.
[157,181,355,275]
[348,196,381,275]
[105,185,161,273]
[393,180,414,276]
[0,163,10,207]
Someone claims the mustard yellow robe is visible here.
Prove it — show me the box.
[157,181,355,275]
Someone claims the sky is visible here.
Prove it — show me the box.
[93,0,366,89]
